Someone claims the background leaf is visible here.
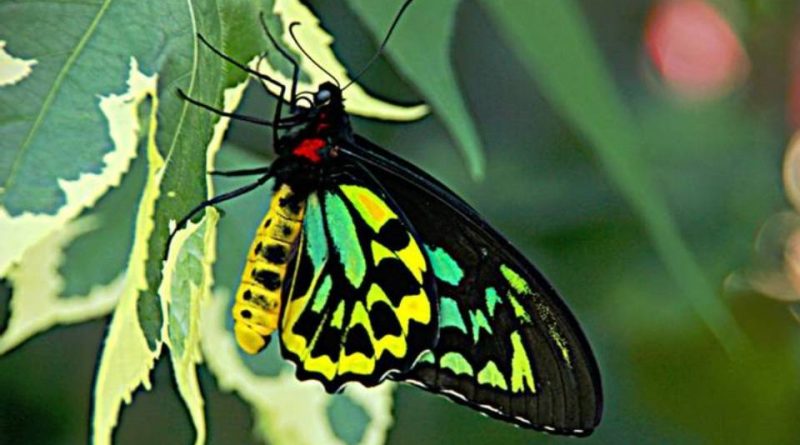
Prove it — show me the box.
[163,208,219,445]
[0,217,121,354]
[254,0,428,121]
[345,0,485,179]
[91,67,163,445]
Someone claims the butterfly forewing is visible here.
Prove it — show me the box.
[344,137,602,435]
[279,178,439,392]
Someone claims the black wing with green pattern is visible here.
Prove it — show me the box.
[278,164,440,393]
[341,136,603,436]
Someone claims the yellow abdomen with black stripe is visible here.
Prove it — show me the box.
[233,184,306,354]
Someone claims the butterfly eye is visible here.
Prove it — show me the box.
[314,88,332,105]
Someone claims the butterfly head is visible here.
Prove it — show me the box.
[276,82,352,162]
[306,82,348,132]
[312,82,341,108]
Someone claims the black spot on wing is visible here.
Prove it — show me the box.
[373,258,419,307]
[370,301,403,338]
[287,250,314,302]
[311,325,343,358]
[376,219,410,250]
[344,324,375,357]
[293,307,322,341]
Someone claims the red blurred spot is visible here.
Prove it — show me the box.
[293,138,326,163]
[645,0,749,99]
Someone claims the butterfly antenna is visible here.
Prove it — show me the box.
[259,12,301,110]
[288,22,341,88]
[342,0,414,91]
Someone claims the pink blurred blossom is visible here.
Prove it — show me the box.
[644,0,749,100]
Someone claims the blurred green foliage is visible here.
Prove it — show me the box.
[2,0,799,444]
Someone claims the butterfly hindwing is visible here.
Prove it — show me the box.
[279,174,439,392]
[342,137,602,435]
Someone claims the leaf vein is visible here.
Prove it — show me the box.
[1,0,114,200]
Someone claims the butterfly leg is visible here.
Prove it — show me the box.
[195,33,298,147]
[196,33,289,104]
[177,89,278,127]
[165,172,274,258]
[209,166,273,177]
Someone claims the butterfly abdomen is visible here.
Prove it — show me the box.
[233,183,306,354]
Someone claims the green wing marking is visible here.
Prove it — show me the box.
[477,361,508,390]
[359,160,602,436]
[402,248,600,435]
[440,352,473,376]
[324,193,366,288]
[425,245,464,286]
[485,287,503,316]
[469,309,492,343]
[509,330,536,393]
[439,296,467,333]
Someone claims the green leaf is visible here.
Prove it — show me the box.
[138,0,232,351]
[0,6,142,276]
[480,0,747,354]
[162,208,219,445]
[0,0,138,216]
[92,74,165,445]
[91,3,256,436]
[0,216,121,354]
[345,0,486,179]
[59,135,148,298]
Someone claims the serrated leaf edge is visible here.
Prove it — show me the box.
[91,60,165,445]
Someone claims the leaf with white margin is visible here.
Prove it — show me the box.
[0,41,36,86]
[162,208,219,445]
[0,216,123,354]
[92,70,165,445]
[202,291,395,445]
[259,0,428,121]
[159,77,247,445]
[0,58,147,277]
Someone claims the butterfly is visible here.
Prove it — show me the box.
[172,1,602,437]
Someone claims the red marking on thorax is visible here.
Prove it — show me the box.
[293,138,326,163]
[316,112,330,131]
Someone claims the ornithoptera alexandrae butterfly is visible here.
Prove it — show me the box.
[171,1,602,436]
